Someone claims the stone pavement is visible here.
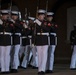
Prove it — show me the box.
[1,64,76,75]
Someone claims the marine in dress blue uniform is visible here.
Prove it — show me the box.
[21,19,32,69]
[0,10,14,74]
[10,11,24,73]
[28,17,38,69]
[33,9,50,75]
[70,24,76,70]
[46,12,58,73]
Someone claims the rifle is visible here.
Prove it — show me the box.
[46,0,48,13]
[0,0,1,18]
[33,0,39,45]
[22,8,28,28]
[9,0,12,20]
[34,0,39,31]
[45,0,48,20]
[19,11,21,21]
[28,12,30,17]
[25,8,27,20]
[36,0,39,18]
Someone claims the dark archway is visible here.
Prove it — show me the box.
[52,0,76,64]
[52,0,76,12]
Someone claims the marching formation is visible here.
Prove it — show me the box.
[0,6,58,75]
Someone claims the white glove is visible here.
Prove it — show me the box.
[32,44,34,47]
[23,20,25,22]
[0,19,3,25]
[10,19,15,23]
[23,23,28,28]
[34,19,42,26]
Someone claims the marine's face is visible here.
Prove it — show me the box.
[38,14,45,21]
[47,16,53,22]
[11,15,18,20]
[29,20,34,24]
[2,14,9,20]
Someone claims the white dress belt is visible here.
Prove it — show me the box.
[28,36,32,38]
[0,32,12,35]
[21,36,27,38]
[15,33,21,36]
[50,33,56,36]
[37,33,49,36]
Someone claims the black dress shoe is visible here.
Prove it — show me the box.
[32,66,38,69]
[70,68,76,70]
[18,66,21,68]
[11,69,18,73]
[20,66,26,69]
[38,71,45,75]
[46,70,53,73]
[1,71,10,74]
[41,71,45,74]
[28,64,32,67]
